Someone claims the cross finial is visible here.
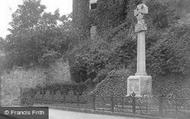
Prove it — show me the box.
[134,3,148,33]
[134,3,148,24]
[134,3,148,16]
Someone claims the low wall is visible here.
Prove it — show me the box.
[0,60,72,106]
[1,68,46,106]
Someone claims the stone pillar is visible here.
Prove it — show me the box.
[127,3,152,97]
[90,25,97,40]
[136,31,147,76]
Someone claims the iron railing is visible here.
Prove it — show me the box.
[20,89,190,118]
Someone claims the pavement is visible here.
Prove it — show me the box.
[49,109,144,119]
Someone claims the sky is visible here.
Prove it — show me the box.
[0,0,73,38]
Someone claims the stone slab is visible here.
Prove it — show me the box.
[127,75,152,97]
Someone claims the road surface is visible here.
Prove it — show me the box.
[49,109,143,119]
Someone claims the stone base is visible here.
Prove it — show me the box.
[127,75,152,97]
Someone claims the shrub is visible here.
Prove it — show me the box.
[90,69,131,96]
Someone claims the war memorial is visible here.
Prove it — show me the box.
[1,0,190,119]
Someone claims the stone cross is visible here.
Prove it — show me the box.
[127,3,152,97]
[134,4,148,26]
[134,3,148,76]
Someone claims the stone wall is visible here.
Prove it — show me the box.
[1,68,46,106]
[0,60,72,106]
[73,0,90,38]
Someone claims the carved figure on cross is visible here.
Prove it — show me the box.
[134,3,148,25]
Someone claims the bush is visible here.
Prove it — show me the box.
[29,83,88,96]
[90,69,131,96]
[21,83,89,105]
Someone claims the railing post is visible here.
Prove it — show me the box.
[131,92,136,114]
[77,94,80,108]
[31,89,34,105]
[92,95,96,110]
[111,95,114,112]
[175,98,178,117]
[41,88,44,100]
[51,90,54,103]
[44,90,47,104]
[20,87,24,106]
[159,95,164,116]
[145,96,148,113]
[122,97,124,112]
[63,92,66,102]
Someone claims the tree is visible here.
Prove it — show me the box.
[70,37,111,83]
[9,0,46,33]
[4,0,75,68]
[144,23,190,80]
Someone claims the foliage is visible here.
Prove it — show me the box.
[146,0,178,29]
[95,0,127,34]
[31,83,88,96]
[70,37,111,83]
[3,0,76,69]
[145,24,190,96]
[90,69,130,96]
[21,83,88,105]
[46,60,72,85]
[72,0,190,97]
[146,24,190,77]
[71,0,182,85]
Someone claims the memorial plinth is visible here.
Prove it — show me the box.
[127,3,152,97]
[127,75,152,97]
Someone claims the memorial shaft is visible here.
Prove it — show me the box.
[136,31,147,76]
